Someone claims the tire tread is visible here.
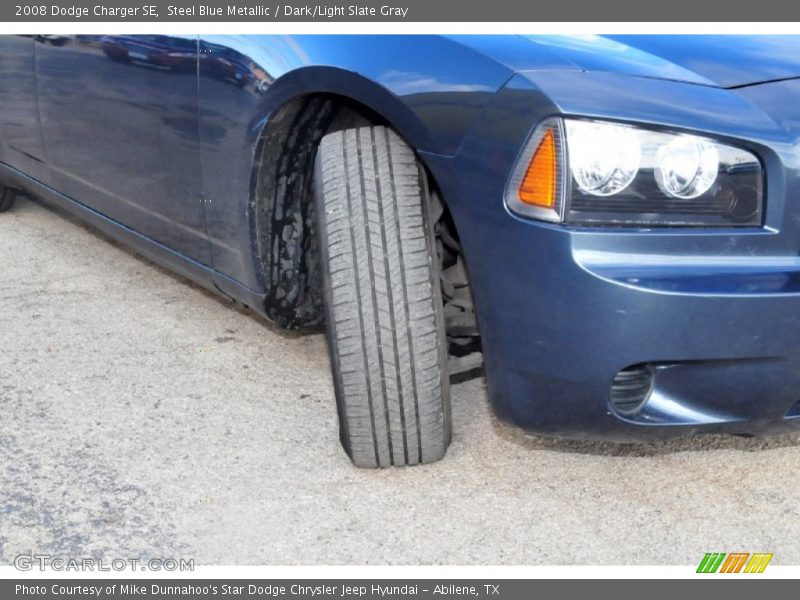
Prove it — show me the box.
[315,126,450,467]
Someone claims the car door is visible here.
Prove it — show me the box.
[0,35,49,183]
[33,35,212,268]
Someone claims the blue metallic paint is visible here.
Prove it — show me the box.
[3,34,800,441]
[196,34,512,292]
[435,70,800,439]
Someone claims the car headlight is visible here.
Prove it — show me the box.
[506,117,764,227]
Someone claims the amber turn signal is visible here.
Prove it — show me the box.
[505,117,565,222]
[518,128,557,208]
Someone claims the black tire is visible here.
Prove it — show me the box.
[0,186,16,213]
[314,126,451,468]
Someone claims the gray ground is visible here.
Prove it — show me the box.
[1,195,799,566]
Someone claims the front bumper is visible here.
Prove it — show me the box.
[476,219,800,440]
[423,71,800,441]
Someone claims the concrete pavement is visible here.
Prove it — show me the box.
[2,196,799,565]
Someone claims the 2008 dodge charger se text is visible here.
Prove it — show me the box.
[3,34,800,467]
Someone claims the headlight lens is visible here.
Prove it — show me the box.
[566,120,640,197]
[506,117,764,227]
[654,136,719,199]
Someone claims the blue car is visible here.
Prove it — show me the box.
[2,34,800,467]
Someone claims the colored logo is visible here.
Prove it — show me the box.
[697,552,773,573]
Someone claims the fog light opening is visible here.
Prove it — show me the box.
[610,363,654,416]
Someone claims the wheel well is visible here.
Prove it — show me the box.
[252,93,387,329]
[252,91,477,369]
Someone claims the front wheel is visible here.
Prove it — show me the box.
[314,126,452,468]
[0,186,17,213]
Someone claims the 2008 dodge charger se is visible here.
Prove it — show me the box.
[3,34,800,467]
